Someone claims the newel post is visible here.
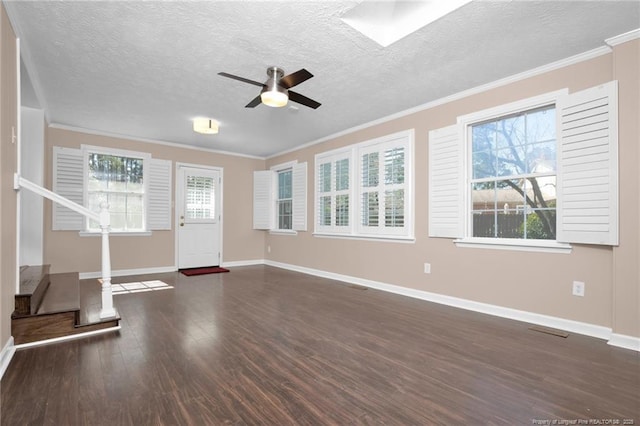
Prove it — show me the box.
[99,203,116,319]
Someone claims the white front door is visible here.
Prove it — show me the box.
[177,166,222,269]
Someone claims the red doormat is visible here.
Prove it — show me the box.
[180,266,230,276]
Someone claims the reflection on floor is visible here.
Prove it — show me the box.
[2,265,639,425]
[111,280,173,295]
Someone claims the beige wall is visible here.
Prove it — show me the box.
[266,47,640,337]
[1,3,18,348]
[611,40,640,338]
[44,128,265,273]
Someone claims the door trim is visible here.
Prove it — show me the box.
[174,162,224,269]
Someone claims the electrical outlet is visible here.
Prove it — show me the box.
[572,281,585,297]
[267,245,271,253]
[424,263,431,274]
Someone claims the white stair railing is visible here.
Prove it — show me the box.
[14,173,116,319]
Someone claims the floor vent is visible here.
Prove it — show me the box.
[348,284,368,290]
[529,325,569,338]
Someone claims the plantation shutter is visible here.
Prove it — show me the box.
[556,81,618,245]
[147,159,172,230]
[292,162,307,231]
[52,147,84,230]
[428,124,464,238]
[253,170,273,230]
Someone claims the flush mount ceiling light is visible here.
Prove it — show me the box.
[341,0,473,47]
[193,118,219,134]
[260,67,288,108]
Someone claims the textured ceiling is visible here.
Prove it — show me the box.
[5,1,640,158]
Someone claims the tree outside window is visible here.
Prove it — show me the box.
[470,105,556,240]
[87,153,145,231]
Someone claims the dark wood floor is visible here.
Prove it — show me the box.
[1,266,638,425]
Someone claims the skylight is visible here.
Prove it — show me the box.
[341,0,473,47]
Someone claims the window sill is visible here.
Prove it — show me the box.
[269,230,298,236]
[454,238,572,254]
[79,231,153,237]
[313,232,416,243]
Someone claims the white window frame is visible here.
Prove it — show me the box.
[428,82,618,252]
[313,129,415,241]
[314,147,354,235]
[52,145,171,236]
[81,145,151,234]
[252,160,307,234]
[455,90,571,252]
[272,161,296,233]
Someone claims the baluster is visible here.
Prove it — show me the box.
[99,202,116,318]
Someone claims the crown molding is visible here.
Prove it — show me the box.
[606,28,640,47]
[48,123,265,160]
[269,45,612,160]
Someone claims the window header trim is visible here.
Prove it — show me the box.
[457,89,568,127]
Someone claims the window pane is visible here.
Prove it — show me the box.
[278,170,292,199]
[470,105,557,241]
[320,196,331,226]
[186,176,215,220]
[87,152,145,231]
[524,210,556,240]
[525,176,557,208]
[526,106,555,144]
[336,194,349,226]
[522,176,556,240]
[496,114,525,149]
[472,179,525,238]
[472,149,496,180]
[88,154,143,192]
[527,141,557,174]
[361,152,379,188]
[495,146,526,177]
[319,163,331,192]
[278,200,292,230]
[361,192,379,227]
[126,194,144,229]
[472,212,496,238]
[335,159,349,191]
[384,147,404,185]
[384,189,404,227]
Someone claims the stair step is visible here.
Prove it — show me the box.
[37,272,81,315]
[15,265,51,316]
[12,273,120,345]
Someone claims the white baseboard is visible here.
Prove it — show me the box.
[608,333,640,352]
[79,266,176,279]
[13,326,121,350]
[265,260,637,351]
[79,261,269,279]
[0,337,16,381]
[221,259,265,268]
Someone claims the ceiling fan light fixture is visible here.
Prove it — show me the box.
[193,117,219,134]
[260,67,288,107]
[260,88,288,108]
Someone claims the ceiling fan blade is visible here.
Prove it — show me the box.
[280,69,313,89]
[245,95,262,108]
[288,90,321,109]
[218,72,266,88]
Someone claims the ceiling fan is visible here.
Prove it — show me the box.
[218,67,321,109]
